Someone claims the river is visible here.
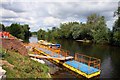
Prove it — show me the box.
[29,36,120,78]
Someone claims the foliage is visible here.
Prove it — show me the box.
[37,14,109,44]
[71,24,81,39]
[37,29,46,40]
[31,31,37,35]
[87,14,109,43]
[0,23,6,31]
[0,47,50,78]
[59,22,78,38]
[112,1,120,46]
[5,23,31,39]
[113,31,120,42]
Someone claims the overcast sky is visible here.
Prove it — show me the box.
[0,0,119,32]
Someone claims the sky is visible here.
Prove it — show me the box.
[0,0,119,32]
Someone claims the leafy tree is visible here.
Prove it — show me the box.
[113,31,120,45]
[37,29,46,40]
[79,24,92,40]
[59,23,72,38]
[0,23,5,31]
[5,23,31,39]
[6,23,24,38]
[31,32,37,35]
[59,22,80,39]
[87,14,109,43]
[70,24,81,39]
[37,14,110,45]
[113,20,120,32]
[112,1,120,46]
[22,24,31,39]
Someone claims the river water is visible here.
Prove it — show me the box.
[29,36,120,78]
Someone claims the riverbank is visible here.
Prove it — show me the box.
[0,47,51,78]
[0,36,61,78]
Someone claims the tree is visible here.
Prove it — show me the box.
[5,23,31,39]
[87,14,109,43]
[71,24,81,39]
[31,32,37,35]
[113,31,120,45]
[22,24,31,39]
[59,22,80,39]
[37,29,46,40]
[0,23,5,31]
[7,23,24,38]
[112,1,120,46]
[37,14,109,44]
[59,23,72,38]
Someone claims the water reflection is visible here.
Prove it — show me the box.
[100,56,113,78]
[29,36,38,43]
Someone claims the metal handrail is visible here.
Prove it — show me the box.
[75,53,101,70]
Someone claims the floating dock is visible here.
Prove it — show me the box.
[29,54,73,60]
[28,41,101,78]
[63,60,100,78]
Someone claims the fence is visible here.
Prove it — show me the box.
[75,53,101,70]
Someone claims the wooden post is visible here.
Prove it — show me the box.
[98,59,100,70]
[75,53,77,60]
[88,60,90,72]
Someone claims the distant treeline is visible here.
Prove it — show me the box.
[0,23,32,40]
[37,13,120,46]
[31,32,37,35]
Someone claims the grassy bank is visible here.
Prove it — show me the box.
[0,47,50,78]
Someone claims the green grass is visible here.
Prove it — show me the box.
[0,47,51,78]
